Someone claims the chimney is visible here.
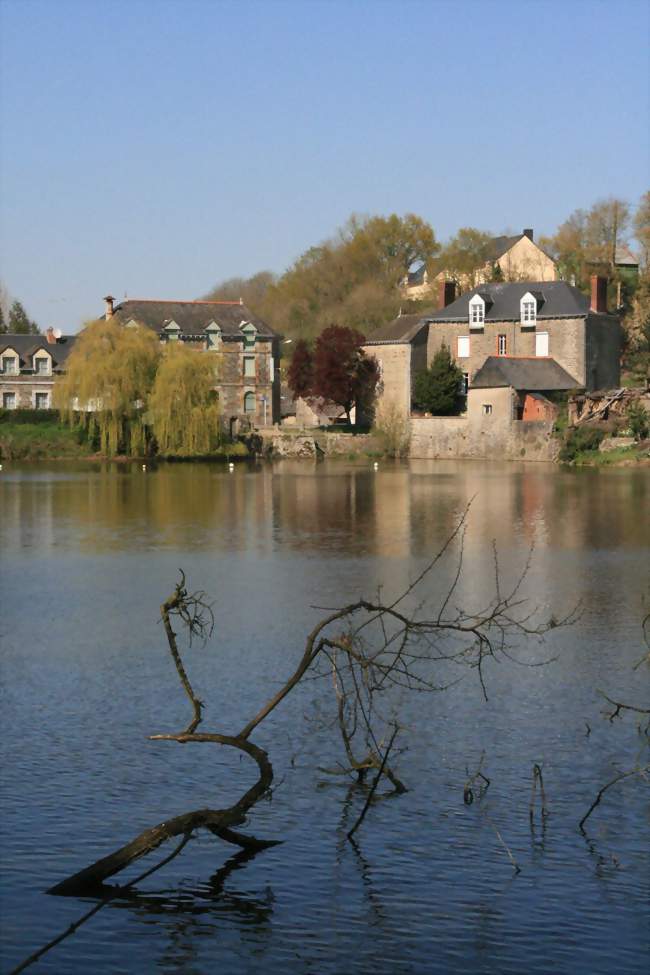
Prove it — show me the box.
[438,279,456,309]
[103,294,115,319]
[46,327,56,345]
[523,228,534,241]
[590,275,608,314]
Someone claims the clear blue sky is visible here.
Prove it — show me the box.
[0,0,648,332]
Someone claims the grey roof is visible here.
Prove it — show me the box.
[407,265,427,286]
[366,312,432,343]
[110,299,279,338]
[471,356,581,391]
[427,281,592,322]
[614,244,638,267]
[0,334,77,370]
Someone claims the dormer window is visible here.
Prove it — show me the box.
[469,295,485,329]
[241,321,257,349]
[520,292,537,326]
[205,321,222,349]
[1,353,18,375]
[163,321,181,342]
[34,354,51,375]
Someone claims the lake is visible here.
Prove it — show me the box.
[1,459,648,974]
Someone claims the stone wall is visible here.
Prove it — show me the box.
[260,429,380,459]
[410,415,558,461]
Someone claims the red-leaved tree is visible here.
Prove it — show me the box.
[287,338,314,399]
[313,325,380,423]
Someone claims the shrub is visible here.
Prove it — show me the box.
[412,345,463,416]
[626,400,649,442]
[559,425,605,462]
[373,402,411,457]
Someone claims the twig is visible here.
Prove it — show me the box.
[483,812,521,874]
[579,766,650,832]
[529,763,549,826]
[347,724,399,840]
[9,833,192,975]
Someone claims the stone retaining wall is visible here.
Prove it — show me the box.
[410,416,558,461]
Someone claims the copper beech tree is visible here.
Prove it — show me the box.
[49,512,570,898]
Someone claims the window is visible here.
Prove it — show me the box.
[164,321,180,342]
[243,356,256,378]
[482,403,493,415]
[2,356,18,375]
[520,292,537,325]
[244,391,255,413]
[497,334,507,356]
[457,335,470,358]
[35,356,50,375]
[206,322,221,348]
[535,332,549,357]
[2,392,16,409]
[469,295,485,328]
[460,373,469,396]
[35,392,49,409]
[241,323,257,349]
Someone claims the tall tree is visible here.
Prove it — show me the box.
[438,228,495,288]
[8,300,39,334]
[312,325,379,422]
[204,270,276,308]
[541,197,631,287]
[633,191,650,269]
[286,339,314,399]
[0,305,6,334]
[412,345,463,416]
[149,344,221,456]
[55,320,161,456]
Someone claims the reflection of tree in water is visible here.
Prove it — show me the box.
[104,849,275,974]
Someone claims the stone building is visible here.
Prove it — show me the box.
[104,296,281,428]
[0,330,77,410]
[365,276,621,419]
[401,228,557,299]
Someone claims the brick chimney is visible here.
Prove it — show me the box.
[590,275,608,314]
[103,295,115,319]
[438,279,456,309]
[45,327,56,344]
[523,228,534,241]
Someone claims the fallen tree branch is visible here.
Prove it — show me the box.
[347,724,400,840]
[579,766,650,832]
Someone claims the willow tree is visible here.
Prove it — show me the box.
[55,320,161,456]
[149,343,221,455]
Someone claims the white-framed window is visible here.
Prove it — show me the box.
[243,356,256,378]
[164,321,181,342]
[482,403,493,415]
[241,322,257,349]
[35,391,49,409]
[457,335,470,358]
[1,355,18,375]
[469,295,485,328]
[535,332,549,357]
[244,391,256,413]
[497,334,507,356]
[520,292,537,325]
[34,355,51,375]
[2,391,16,409]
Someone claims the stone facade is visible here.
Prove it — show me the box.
[0,331,76,410]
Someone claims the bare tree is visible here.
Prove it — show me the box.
[49,513,570,900]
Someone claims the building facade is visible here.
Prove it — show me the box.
[105,296,282,428]
[0,330,77,410]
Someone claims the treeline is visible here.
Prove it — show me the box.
[0,296,40,335]
[204,193,650,344]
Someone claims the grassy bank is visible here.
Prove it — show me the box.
[569,444,650,467]
[0,419,93,460]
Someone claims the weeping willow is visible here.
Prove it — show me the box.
[54,320,161,456]
[149,343,221,455]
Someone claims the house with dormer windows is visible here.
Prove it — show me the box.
[364,277,621,422]
[103,295,281,427]
[0,330,77,410]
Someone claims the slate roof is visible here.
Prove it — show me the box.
[110,299,279,338]
[366,312,432,344]
[0,334,77,370]
[471,356,581,391]
[427,281,592,323]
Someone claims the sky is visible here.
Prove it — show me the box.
[0,0,648,332]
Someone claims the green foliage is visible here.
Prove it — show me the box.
[0,408,60,424]
[55,319,161,456]
[412,345,463,416]
[437,228,494,288]
[558,425,606,462]
[0,419,93,460]
[149,344,221,456]
[372,402,410,457]
[8,300,39,335]
[626,400,649,441]
[0,305,6,334]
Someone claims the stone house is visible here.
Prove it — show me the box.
[0,329,77,410]
[365,276,621,420]
[401,228,557,299]
[104,296,281,428]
